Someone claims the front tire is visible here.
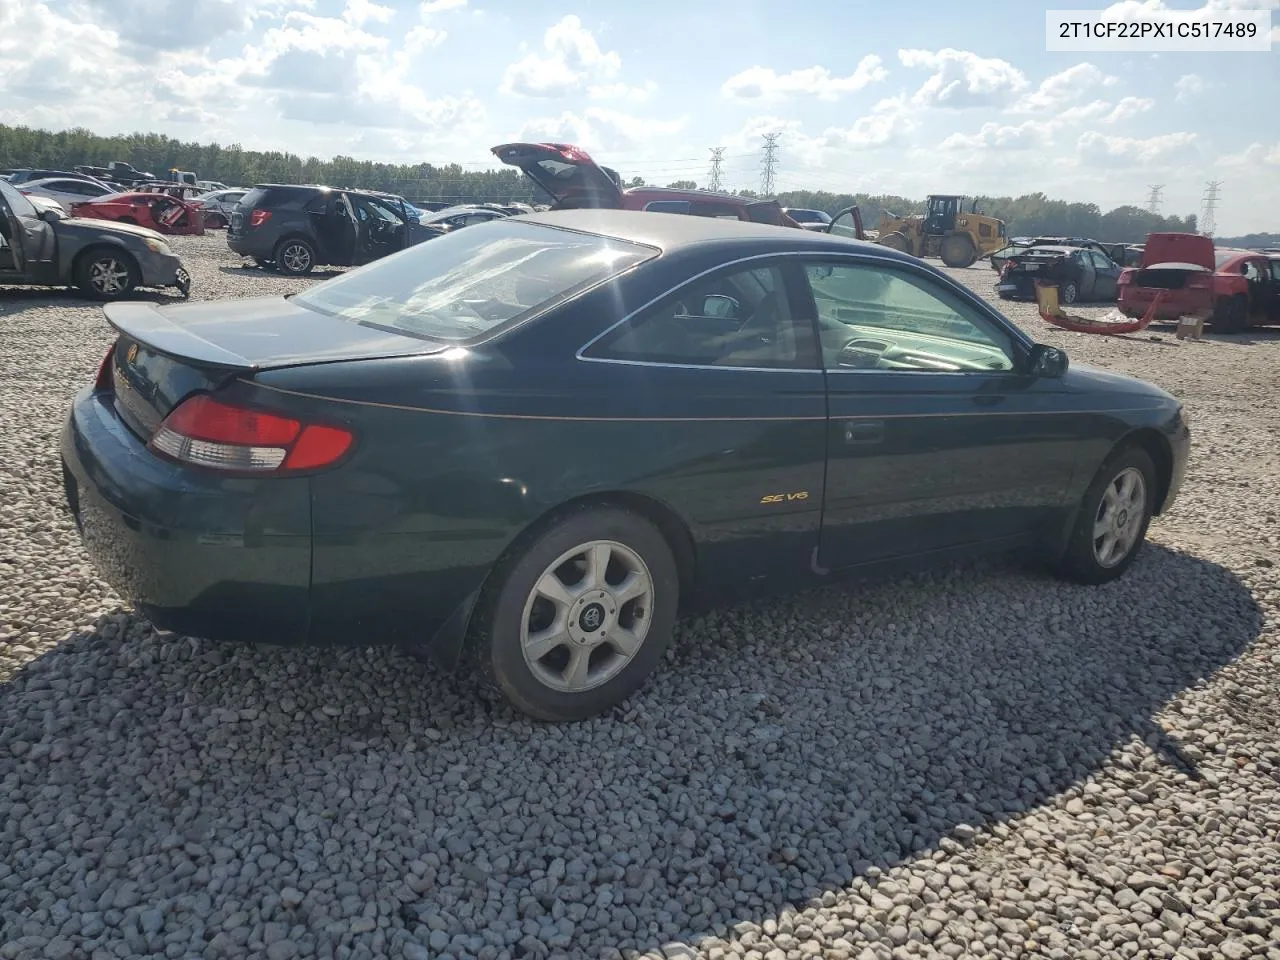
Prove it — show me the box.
[1060,281,1079,305]
[74,248,140,301]
[1055,446,1156,585]
[940,234,977,268]
[878,231,911,255]
[473,505,680,722]
[274,238,316,276]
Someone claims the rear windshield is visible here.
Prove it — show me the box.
[293,220,656,343]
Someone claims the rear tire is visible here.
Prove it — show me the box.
[471,505,680,722]
[1060,281,1079,305]
[940,234,977,268]
[878,231,911,255]
[274,238,316,276]
[74,248,140,301]
[1054,446,1156,585]
[1211,295,1247,334]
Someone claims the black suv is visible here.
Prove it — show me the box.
[227,184,443,275]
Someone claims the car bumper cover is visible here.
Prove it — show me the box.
[60,388,312,643]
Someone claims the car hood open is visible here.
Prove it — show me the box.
[491,142,625,210]
[1141,232,1215,271]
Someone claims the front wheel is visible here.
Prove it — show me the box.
[74,248,140,300]
[1055,446,1156,585]
[940,234,977,268]
[1060,281,1079,305]
[878,231,910,254]
[274,238,316,276]
[472,505,680,721]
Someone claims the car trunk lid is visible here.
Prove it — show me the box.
[1141,232,1215,270]
[103,297,450,439]
[491,142,625,209]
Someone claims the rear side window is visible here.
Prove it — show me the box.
[293,220,657,343]
[241,187,308,209]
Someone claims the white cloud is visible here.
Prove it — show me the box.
[819,95,918,149]
[1077,130,1198,164]
[1217,142,1280,168]
[420,0,467,11]
[1008,63,1116,114]
[518,107,687,155]
[342,0,392,26]
[721,56,888,102]
[588,81,658,103]
[1174,73,1205,102]
[940,120,1052,152]
[898,48,1028,108]
[1102,96,1154,123]
[500,15,622,98]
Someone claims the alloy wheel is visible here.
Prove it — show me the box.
[89,258,130,296]
[281,243,312,273]
[1092,466,1146,567]
[519,539,654,693]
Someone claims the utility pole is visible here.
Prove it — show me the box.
[707,147,725,193]
[1145,184,1164,215]
[760,132,780,197]
[1199,180,1222,237]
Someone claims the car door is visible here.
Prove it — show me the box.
[1069,250,1095,300]
[0,179,54,279]
[827,207,865,240]
[1089,250,1121,300]
[578,258,828,593]
[796,256,1082,569]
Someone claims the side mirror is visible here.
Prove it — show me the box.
[38,208,65,223]
[701,294,740,319]
[1028,343,1068,378]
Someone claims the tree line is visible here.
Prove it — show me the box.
[0,122,1212,243]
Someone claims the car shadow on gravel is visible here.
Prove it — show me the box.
[0,543,1261,957]
[0,287,186,312]
[217,265,345,279]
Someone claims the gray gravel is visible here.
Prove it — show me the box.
[2,234,1279,959]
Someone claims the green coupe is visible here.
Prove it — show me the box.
[61,211,1190,721]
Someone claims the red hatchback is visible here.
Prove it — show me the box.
[492,141,867,239]
[1117,233,1279,333]
[70,191,206,236]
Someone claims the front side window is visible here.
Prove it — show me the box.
[829,211,860,238]
[1089,251,1113,269]
[586,264,811,369]
[0,179,37,219]
[294,220,655,343]
[804,261,1015,373]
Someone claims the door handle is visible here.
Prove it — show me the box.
[844,420,884,445]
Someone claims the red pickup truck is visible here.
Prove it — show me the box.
[491,141,866,240]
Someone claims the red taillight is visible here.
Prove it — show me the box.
[94,343,116,391]
[149,394,353,473]
[249,209,271,227]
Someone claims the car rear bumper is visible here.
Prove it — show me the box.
[1118,288,1210,319]
[227,231,271,259]
[60,388,312,643]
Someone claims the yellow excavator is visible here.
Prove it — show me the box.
[874,194,1006,268]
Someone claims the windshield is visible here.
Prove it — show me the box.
[293,220,656,343]
[1215,250,1244,267]
[0,178,37,218]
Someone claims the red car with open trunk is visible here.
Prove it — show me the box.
[1117,233,1279,333]
[70,191,206,236]
[492,141,866,239]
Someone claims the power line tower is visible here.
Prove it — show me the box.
[707,147,725,193]
[760,132,780,196]
[1199,180,1222,237]
[1145,184,1164,215]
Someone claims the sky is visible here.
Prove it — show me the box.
[0,0,1277,234]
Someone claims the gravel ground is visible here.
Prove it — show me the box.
[2,233,1278,960]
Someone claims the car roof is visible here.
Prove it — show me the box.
[1020,245,1077,254]
[515,208,903,258]
[623,185,757,204]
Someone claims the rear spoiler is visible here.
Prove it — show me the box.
[103,302,257,371]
